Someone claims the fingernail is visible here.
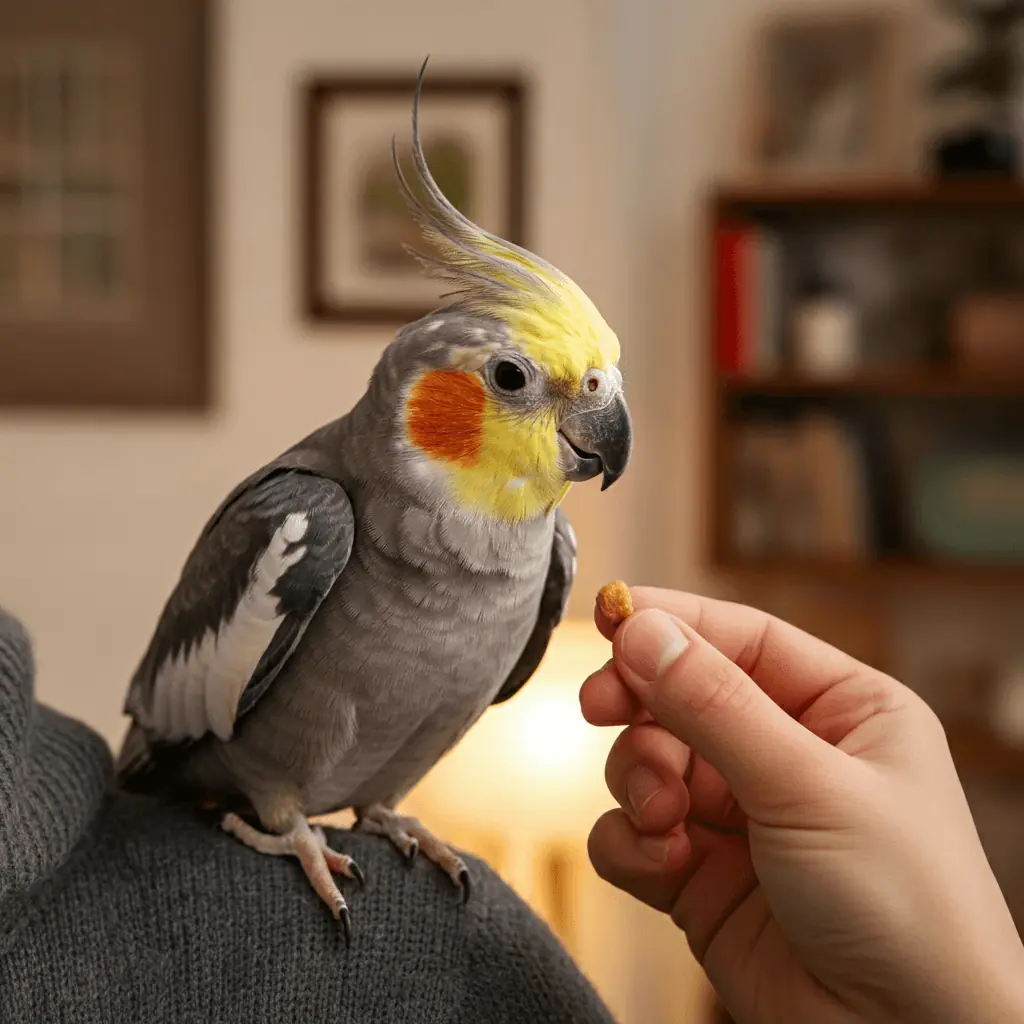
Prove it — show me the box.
[620,610,689,682]
[639,836,670,864]
[626,766,662,821]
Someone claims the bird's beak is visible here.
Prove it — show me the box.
[558,391,633,491]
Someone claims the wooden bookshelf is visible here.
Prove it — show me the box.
[707,181,1024,587]
[717,555,1024,588]
[720,372,1024,400]
[715,180,1024,214]
[946,720,1024,784]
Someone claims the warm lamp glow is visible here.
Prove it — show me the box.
[512,688,591,775]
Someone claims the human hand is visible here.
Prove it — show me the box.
[580,587,1024,1024]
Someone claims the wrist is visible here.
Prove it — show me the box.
[963,968,1024,1024]
[853,931,1024,1024]
[928,949,1024,1024]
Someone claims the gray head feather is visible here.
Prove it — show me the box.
[391,57,563,315]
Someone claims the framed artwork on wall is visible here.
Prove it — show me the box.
[0,0,210,409]
[742,6,909,183]
[301,71,526,325]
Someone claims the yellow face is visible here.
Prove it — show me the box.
[392,58,631,522]
[402,319,627,523]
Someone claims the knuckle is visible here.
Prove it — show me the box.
[610,721,659,761]
[673,658,752,722]
[906,687,941,727]
[906,690,949,747]
[878,675,945,740]
[737,615,773,678]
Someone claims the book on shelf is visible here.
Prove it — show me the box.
[730,412,871,561]
[714,218,783,375]
[800,413,871,560]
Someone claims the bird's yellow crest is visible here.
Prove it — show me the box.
[393,58,620,385]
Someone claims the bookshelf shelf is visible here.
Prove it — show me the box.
[715,555,1024,588]
[716,180,1024,214]
[707,181,1024,589]
[945,720,1024,783]
[720,373,1024,399]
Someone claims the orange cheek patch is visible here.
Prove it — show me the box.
[406,369,486,466]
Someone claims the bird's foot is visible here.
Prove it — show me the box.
[354,804,471,902]
[220,812,363,940]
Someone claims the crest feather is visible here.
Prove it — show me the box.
[393,57,620,377]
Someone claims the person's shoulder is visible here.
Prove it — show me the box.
[116,806,617,1024]
[402,837,618,1024]
[8,796,617,1023]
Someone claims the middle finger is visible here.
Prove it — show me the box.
[605,722,691,834]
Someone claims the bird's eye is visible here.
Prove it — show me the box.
[493,360,527,392]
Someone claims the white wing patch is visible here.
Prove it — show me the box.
[146,512,309,743]
[564,520,578,588]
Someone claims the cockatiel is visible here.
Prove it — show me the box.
[115,59,632,940]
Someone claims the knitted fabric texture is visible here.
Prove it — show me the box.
[0,607,617,1024]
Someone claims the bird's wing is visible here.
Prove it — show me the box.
[123,468,354,748]
[490,508,577,706]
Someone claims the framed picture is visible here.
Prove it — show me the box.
[744,7,907,182]
[0,0,209,409]
[301,72,526,325]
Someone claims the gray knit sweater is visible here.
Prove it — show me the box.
[0,607,617,1023]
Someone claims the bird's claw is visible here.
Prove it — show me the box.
[337,903,353,946]
[457,866,472,904]
[356,805,469,901]
[221,815,362,938]
[312,825,363,886]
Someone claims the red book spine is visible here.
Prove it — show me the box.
[714,221,757,374]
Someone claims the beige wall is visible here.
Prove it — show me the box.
[0,0,940,745]
[0,0,641,744]
[0,1,962,1022]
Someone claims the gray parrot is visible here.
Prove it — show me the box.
[115,60,632,940]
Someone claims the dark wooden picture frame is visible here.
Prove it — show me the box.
[301,72,526,326]
[742,6,907,184]
[0,0,210,410]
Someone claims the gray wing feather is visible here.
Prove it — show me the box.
[491,508,577,706]
[122,469,354,753]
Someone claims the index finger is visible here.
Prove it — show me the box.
[595,586,883,717]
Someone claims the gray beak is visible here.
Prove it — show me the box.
[558,392,633,491]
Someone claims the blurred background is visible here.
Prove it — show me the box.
[4,0,1024,1021]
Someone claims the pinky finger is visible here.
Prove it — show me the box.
[587,808,690,914]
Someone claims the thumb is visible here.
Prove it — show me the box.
[613,609,836,813]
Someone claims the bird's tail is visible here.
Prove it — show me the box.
[113,720,156,791]
[112,721,241,816]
